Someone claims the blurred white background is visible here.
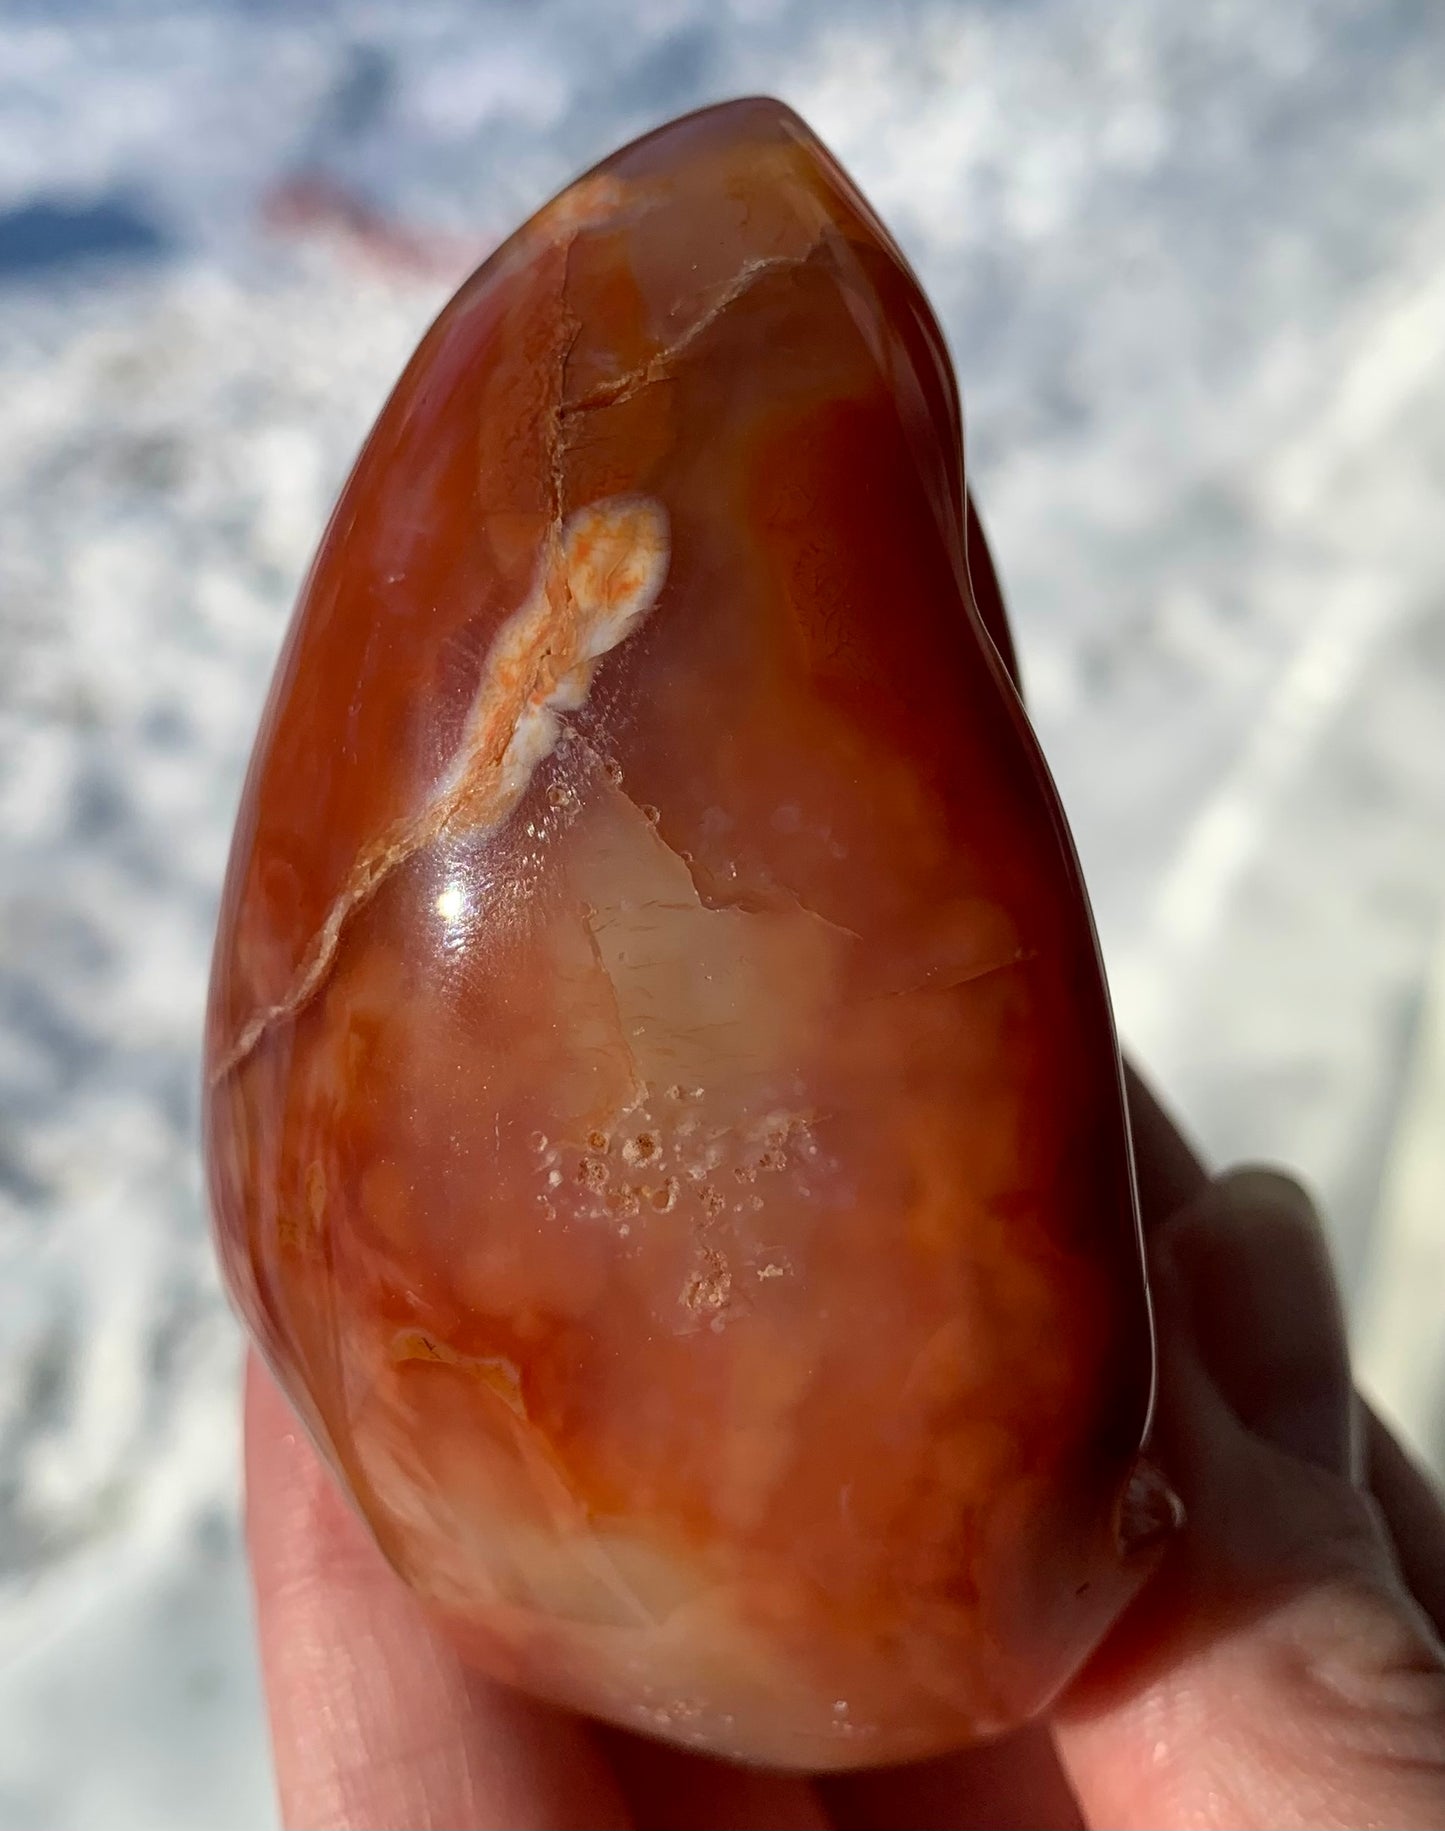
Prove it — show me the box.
[1,3,1442,1825]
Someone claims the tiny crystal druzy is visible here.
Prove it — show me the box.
[206,99,1161,1769]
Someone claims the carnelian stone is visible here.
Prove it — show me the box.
[206,98,1158,1769]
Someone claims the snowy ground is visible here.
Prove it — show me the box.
[1,3,1443,1825]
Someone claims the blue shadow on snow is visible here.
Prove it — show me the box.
[0,195,172,281]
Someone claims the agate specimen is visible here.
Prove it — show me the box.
[206,98,1163,1769]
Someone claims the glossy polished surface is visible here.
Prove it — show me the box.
[206,98,1157,1768]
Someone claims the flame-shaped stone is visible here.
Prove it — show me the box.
[206,97,1159,1769]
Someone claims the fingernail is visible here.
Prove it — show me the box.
[1115,1455,1186,1558]
[1171,1167,1355,1476]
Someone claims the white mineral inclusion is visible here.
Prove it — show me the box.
[450,494,671,830]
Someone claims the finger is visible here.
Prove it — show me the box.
[245,1354,632,1831]
[963,489,1021,688]
[1122,1060,1209,1229]
[1367,1403,1445,1640]
[1056,1171,1445,1830]
[1175,1168,1359,1478]
[599,1730,831,1830]
[819,1723,1083,1830]
[1124,1068,1445,1609]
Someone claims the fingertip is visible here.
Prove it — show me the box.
[1151,1165,1356,1479]
[244,1351,375,1620]
[1366,1405,1445,1641]
[1214,1162,1319,1217]
[242,1348,302,1536]
[1115,1455,1186,1563]
[243,1351,632,1830]
[1056,1165,1445,1830]
[1123,1064,1210,1229]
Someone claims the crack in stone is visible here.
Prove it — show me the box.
[579,903,648,1115]
[214,494,669,1081]
[570,728,863,950]
[664,866,866,949]
[560,250,815,421]
[861,946,1039,1003]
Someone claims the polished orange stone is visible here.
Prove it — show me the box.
[206,98,1159,1769]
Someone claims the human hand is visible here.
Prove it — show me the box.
[245,1076,1445,1829]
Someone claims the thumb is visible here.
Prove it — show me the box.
[1055,1168,1445,1830]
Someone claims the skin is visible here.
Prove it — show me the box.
[246,1068,1445,1829]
